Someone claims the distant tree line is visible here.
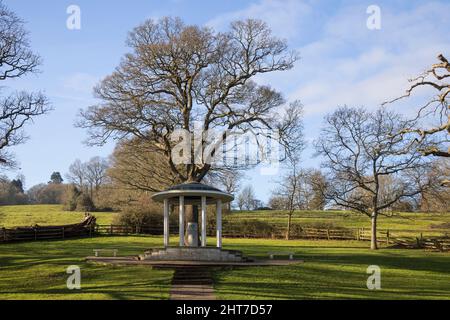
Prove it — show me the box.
[0,175,27,205]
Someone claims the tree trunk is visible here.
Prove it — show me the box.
[184,205,199,245]
[286,213,292,240]
[370,212,378,250]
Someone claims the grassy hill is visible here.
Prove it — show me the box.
[228,210,450,232]
[0,205,448,235]
[0,205,117,228]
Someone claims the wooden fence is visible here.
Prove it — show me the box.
[95,224,448,247]
[0,215,96,243]
[95,224,177,236]
[0,226,95,242]
[391,236,450,251]
[1,222,448,251]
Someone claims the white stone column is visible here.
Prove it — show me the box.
[216,199,222,248]
[201,196,207,247]
[179,196,185,247]
[163,198,169,247]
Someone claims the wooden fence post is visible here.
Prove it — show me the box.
[433,239,443,252]
[110,225,113,235]
[326,229,330,241]
[386,229,390,245]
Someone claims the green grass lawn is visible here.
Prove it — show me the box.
[213,238,450,300]
[0,235,449,300]
[0,205,448,300]
[0,236,172,300]
[0,205,117,227]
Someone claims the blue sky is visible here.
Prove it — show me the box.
[3,0,449,202]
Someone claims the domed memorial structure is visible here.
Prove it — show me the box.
[140,182,249,262]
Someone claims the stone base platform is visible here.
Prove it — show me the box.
[139,247,252,262]
[86,256,303,267]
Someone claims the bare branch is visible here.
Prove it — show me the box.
[383,54,449,157]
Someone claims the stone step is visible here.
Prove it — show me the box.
[173,272,210,277]
[172,267,214,286]
[173,267,211,271]
[174,269,210,274]
[175,276,211,280]
[172,279,213,285]
[174,273,211,279]
[173,276,212,281]
[141,248,250,262]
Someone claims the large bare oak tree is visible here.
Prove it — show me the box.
[78,17,303,230]
[78,17,303,184]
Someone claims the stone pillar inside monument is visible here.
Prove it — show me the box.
[186,222,199,247]
[184,205,200,246]
[163,199,169,247]
[201,196,207,247]
[216,199,222,248]
[179,196,185,247]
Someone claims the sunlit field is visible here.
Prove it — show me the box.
[0,206,449,300]
[0,205,118,227]
[0,236,448,300]
[1,205,448,234]
[0,236,172,300]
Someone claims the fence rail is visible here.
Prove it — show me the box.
[392,236,450,251]
[1,222,448,251]
[95,224,176,235]
[0,215,96,243]
[0,225,95,242]
[94,224,449,251]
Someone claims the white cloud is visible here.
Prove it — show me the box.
[206,0,450,199]
[62,72,99,95]
[289,1,450,117]
[209,0,449,171]
[207,0,313,39]
[207,1,449,120]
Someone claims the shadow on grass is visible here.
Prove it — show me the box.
[222,243,450,274]
[213,262,449,300]
[1,236,449,300]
